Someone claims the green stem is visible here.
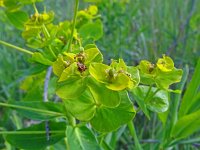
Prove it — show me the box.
[33,3,39,14]
[144,85,152,100]
[0,130,64,135]
[41,24,57,59]
[0,40,33,55]
[42,24,50,38]
[67,0,79,52]
[0,102,64,117]
[66,112,76,126]
[127,121,142,150]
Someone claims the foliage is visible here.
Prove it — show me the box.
[0,0,199,150]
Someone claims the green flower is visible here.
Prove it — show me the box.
[89,59,139,91]
[157,55,174,72]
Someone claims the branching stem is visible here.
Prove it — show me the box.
[0,40,33,55]
[67,0,79,52]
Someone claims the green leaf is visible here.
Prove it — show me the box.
[147,89,169,113]
[84,47,103,64]
[87,77,121,108]
[179,58,200,117]
[110,59,127,71]
[52,55,66,77]
[0,102,65,121]
[6,121,66,150]
[155,68,183,90]
[25,11,54,27]
[171,109,200,140]
[131,86,150,119]
[90,91,135,132]
[137,60,156,85]
[89,63,130,91]
[64,90,96,121]
[66,126,100,150]
[83,0,102,2]
[31,52,53,66]
[132,85,169,113]
[89,63,110,83]
[79,19,103,41]
[6,10,28,30]
[56,77,87,99]
[127,66,140,89]
[10,101,65,120]
[53,54,76,77]
[18,0,43,4]
[105,73,130,91]
[58,62,80,82]
[156,55,174,72]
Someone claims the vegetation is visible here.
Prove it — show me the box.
[0,0,199,149]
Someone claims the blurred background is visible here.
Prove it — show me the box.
[0,0,199,149]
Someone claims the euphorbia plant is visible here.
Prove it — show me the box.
[0,0,183,149]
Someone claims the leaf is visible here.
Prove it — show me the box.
[89,63,130,91]
[83,0,102,2]
[87,77,121,108]
[179,58,200,117]
[84,47,103,64]
[105,73,130,91]
[52,54,76,77]
[56,77,87,99]
[171,109,200,140]
[18,0,43,4]
[66,126,100,150]
[88,5,98,15]
[6,121,66,150]
[127,66,140,89]
[10,101,65,120]
[79,19,103,41]
[137,60,156,85]
[131,86,150,119]
[6,10,28,30]
[52,55,66,77]
[90,91,135,132]
[187,92,200,113]
[147,89,169,113]
[110,59,127,71]
[58,62,80,82]
[155,68,183,90]
[89,63,110,83]
[31,52,53,66]
[156,55,174,72]
[132,85,169,114]
[64,90,96,121]
[21,63,48,76]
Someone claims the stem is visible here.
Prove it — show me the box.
[41,25,57,59]
[127,121,142,150]
[42,24,50,38]
[67,0,79,52]
[0,102,64,117]
[0,130,64,135]
[66,112,76,126]
[33,3,39,14]
[0,40,33,55]
[144,84,152,102]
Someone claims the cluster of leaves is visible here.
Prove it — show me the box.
[0,0,185,150]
